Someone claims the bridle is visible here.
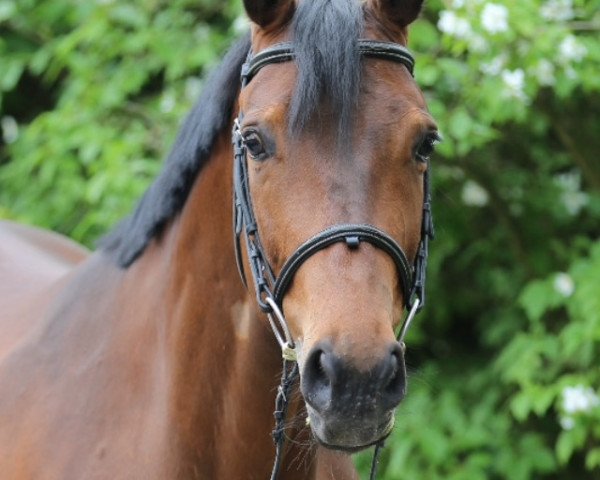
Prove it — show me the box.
[231,39,434,480]
[233,39,431,354]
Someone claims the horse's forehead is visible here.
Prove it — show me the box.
[239,63,295,113]
[362,61,427,111]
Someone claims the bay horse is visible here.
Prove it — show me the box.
[0,0,439,478]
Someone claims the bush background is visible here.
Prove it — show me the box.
[1,0,599,477]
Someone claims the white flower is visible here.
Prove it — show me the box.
[540,0,574,21]
[562,385,600,415]
[438,10,473,39]
[565,66,578,80]
[554,273,575,297]
[452,0,466,8]
[481,54,507,76]
[481,3,509,34]
[232,15,249,34]
[555,171,579,191]
[461,181,489,207]
[560,416,575,430]
[194,25,210,41]
[185,77,203,102]
[563,191,588,215]
[533,59,556,86]
[558,35,587,62]
[160,92,176,114]
[501,68,527,101]
[469,34,489,52]
[555,171,589,215]
[1,116,19,144]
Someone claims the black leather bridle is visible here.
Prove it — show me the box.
[231,40,434,480]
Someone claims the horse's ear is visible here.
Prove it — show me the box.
[243,0,296,30]
[371,0,425,26]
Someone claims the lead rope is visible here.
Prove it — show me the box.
[270,359,299,480]
[369,441,385,480]
[269,358,383,480]
[269,358,385,480]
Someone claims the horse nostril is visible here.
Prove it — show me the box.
[301,344,335,412]
[311,349,329,385]
[318,349,340,384]
[382,343,405,406]
[385,352,398,386]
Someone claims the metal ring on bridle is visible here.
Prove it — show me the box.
[397,296,420,348]
[265,296,297,361]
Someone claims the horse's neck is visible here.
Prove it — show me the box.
[125,133,304,477]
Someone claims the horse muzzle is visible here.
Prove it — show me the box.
[300,341,406,450]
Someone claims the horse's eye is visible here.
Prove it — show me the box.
[242,132,266,160]
[416,132,441,163]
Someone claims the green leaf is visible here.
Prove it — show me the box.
[0,59,23,90]
[0,0,16,22]
[556,428,587,465]
[586,448,600,470]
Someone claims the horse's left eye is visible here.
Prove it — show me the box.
[415,132,441,163]
[243,132,267,160]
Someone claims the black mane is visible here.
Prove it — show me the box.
[102,1,364,267]
[100,34,250,266]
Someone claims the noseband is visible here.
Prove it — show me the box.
[231,40,434,480]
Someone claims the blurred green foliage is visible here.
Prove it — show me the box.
[1,0,599,478]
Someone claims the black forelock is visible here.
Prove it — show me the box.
[99,33,250,267]
[290,0,363,139]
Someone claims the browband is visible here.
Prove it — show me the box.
[241,40,415,85]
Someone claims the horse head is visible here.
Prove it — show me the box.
[236,0,439,451]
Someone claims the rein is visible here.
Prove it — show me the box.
[231,40,434,480]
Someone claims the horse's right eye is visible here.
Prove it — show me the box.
[415,131,442,163]
[243,132,267,160]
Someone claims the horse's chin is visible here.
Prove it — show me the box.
[306,406,396,453]
[315,437,386,454]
